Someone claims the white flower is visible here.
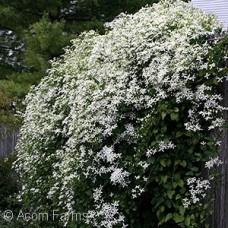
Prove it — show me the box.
[185,177,211,206]
[146,148,157,157]
[200,141,206,146]
[138,161,150,169]
[158,141,176,152]
[183,198,191,208]
[110,168,130,187]
[96,146,121,164]
[205,157,223,169]
[86,201,126,228]
[93,186,103,202]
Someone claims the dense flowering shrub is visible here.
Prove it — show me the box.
[14,0,227,227]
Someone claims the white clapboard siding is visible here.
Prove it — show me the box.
[192,0,228,29]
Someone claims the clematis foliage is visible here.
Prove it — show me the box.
[14,0,227,227]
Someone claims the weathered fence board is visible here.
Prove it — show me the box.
[191,0,228,224]
[207,79,228,228]
[216,79,227,228]
[0,125,18,157]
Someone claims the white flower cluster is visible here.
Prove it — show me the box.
[86,201,127,228]
[146,141,175,157]
[110,168,130,187]
[93,186,103,203]
[158,141,176,152]
[183,177,211,208]
[132,185,145,199]
[14,0,226,227]
[205,156,223,169]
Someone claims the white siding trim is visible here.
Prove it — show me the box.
[192,0,228,29]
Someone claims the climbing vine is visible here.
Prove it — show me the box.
[14,1,227,227]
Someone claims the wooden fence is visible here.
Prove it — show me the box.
[0,124,18,157]
[209,79,228,228]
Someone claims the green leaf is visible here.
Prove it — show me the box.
[177,179,184,188]
[165,213,173,222]
[161,175,168,184]
[158,205,165,213]
[179,206,185,215]
[185,216,191,226]
[176,131,183,138]
[154,197,165,208]
[174,160,180,166]
[191,167,199,172]
[173,213,185,223]
[160,159,166,167]
[164,199,172,208]
[166,159,172,167]
[162,112,167,120]
[180,160,187,167]
[179,188,186,194]
[175,194,181,200]
[172,181,178,189]
[170,113,179,121]
[185,171,194,176]
[167,190,175,199]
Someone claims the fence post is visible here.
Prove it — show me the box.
[0,124,18,157]
[210,59,228,228]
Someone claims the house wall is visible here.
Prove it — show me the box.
[192,0,228,29]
